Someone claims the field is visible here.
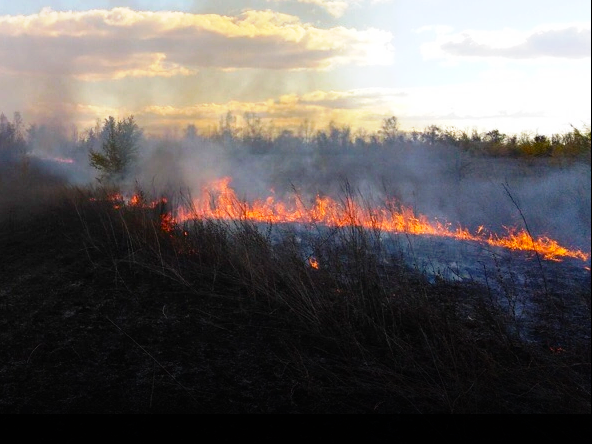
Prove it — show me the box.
[0,119,590,413]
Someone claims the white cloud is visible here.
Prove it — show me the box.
[0,7,394,80]
[268,0,353,18]
[267,0,394,18]
[421,23,591,61]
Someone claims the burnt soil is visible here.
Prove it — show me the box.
[0,207,316,414]
[0,191,590,415]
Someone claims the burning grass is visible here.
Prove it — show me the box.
[0,172,589,413]
[115,175,588,263]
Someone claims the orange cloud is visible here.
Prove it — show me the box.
[0,7,394,79]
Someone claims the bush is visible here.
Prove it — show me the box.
[88,116,142,184]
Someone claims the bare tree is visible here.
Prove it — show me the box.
[379,116,399,144]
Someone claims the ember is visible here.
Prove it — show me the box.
[160,213,175,233]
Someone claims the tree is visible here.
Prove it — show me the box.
[0,112,27,161]
[380,116,399,144]
[298,118,315,145]
[0,113,16,161]
[184,124,198,141]
[89,115,142,183]
[422,125,442,146]
[217,111,238,145]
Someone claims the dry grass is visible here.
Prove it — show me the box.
[0,167,589,413]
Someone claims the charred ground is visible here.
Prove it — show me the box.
[0,162,590,414]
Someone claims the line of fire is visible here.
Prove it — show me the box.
[99,176,590,264]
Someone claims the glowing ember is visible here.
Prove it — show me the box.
[160,213,175,233]
[308,257,320,269]
[549,346,565,354]
[129,194,142,206]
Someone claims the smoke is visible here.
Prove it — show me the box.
[2,120,590,255]
[121,133,591,253]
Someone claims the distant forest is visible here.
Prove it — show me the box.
[1,111,590,166]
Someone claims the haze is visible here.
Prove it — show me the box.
[0,0,590,136]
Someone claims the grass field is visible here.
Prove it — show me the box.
[0,157,589,413]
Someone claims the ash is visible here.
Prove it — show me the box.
[266,221,591,346]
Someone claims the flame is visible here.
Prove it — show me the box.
[485,228,589,262]
[160,213,175,233]
[129,194,142,206]
[308,256,320,269]
[99,178,590,263]
[179,177,589,262]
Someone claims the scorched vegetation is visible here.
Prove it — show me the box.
[0,112,590,413]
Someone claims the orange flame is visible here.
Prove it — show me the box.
[160,213,175,233]
[99,178,590,263]
[175,177,589,262]
[129,194,142,206]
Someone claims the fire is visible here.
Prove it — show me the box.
[100,177,590,263]
[179,177,589,263]
[485,228,589,262]
[160,213,175,233]
[129,194,142,206]
[308,257,320,269]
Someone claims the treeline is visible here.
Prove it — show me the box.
[201,113,591,162]
[0,112,26,162]
[1,111,590,165]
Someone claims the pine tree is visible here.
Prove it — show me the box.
[89,116,142,183]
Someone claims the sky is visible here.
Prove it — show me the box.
[0,0,590,137]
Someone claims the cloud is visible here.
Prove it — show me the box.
[128,87,408,134]
[17,78,590,137]
[0,7,394,80]
[268,0,352,18]
[421,23,591,60]
[267,0,394,18]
